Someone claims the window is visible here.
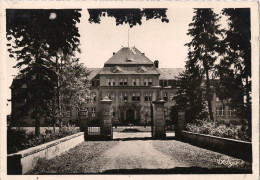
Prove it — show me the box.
[78,109,88,117]
[119,78,127,86]
[132,92,140,102]
[132,79,136,86]
[91,108,96,118]
[144,92,152,102]
[132,78,140,86]
[106,92,111,100]
[228,107,236,116]
[119,92,123,102]
[159,80,163,87]
[111,92,115,101]
[144,79,148,86]
[144,79,152,86]
[91,92,96,102]
[163,93,168,102]
[123,93,128,101]
[175,81,180,87]
[106,92,115,101]
[111,107,116,117]
[124,79,127,86]
[170,93,174,102]
[136,79,140,86]
[119,92,128,102]
[148,79,152,86]
[91,81,95,87]
[163,80,168,87]
[107,78,115,86]
[119,79,123,86]
[111,79,115,86]
[216,107,224,116]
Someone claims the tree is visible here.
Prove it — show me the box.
[88,8,169,28]
[185,9,223,121]
[172,49,208,124]
[7,10,81,135]
[216,8,251,133]
[59,58,91,114]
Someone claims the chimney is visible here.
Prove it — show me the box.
[154,60,159,68]
[113,52,116,55]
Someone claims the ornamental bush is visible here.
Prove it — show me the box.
[186,120,251,142]
[7,126,80,154]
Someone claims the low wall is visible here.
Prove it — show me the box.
[180,131,252,162]
[7,132,84,174]
[10,127,80,134]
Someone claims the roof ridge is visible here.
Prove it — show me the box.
[104,46,154,65]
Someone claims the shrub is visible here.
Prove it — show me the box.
[7,126,80,154]
[186,120,251,142]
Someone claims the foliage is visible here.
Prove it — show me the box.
[6,10,82,135]
[171,64,209,124]
[88,8,169,28]
[185,8,223,121]
[216,8,251,134]
[59,58,91,110]
[7,127,80,154]
[186,120,251,142]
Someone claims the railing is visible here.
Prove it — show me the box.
[87,127,100,135]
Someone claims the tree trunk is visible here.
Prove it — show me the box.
[35,116,40,136]
[205,67,214,121]
[56,56,61,128]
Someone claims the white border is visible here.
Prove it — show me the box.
[0,1,259,180]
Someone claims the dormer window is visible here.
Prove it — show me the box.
[126,58,133,62]
[137,66,147,73]
[112,66,123,73]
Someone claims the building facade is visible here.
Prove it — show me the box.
[10,47,241,126]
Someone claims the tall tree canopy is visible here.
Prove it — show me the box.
[172,49,208,123]
[185,8,223,121]
[7,9,82,135]
[216,8,251,132]
[88,8,169,28]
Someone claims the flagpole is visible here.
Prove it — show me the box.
[128,28,129,47]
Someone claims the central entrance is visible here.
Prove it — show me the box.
[126,109,135,124]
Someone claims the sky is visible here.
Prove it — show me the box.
[5,8,226,113]
[79,8,194,69]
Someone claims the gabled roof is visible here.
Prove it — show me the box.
[104,47,154,66]
[158,68,184,80]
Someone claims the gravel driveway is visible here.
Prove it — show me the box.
[28,133,251,174]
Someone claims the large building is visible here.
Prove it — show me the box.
[10,46,241,126]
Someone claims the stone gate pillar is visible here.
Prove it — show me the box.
[152,99,166,139]
[100,96,113,139]
[176,111,185,139]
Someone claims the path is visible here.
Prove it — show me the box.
[98,140,186,172]
[28,133,251,174]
